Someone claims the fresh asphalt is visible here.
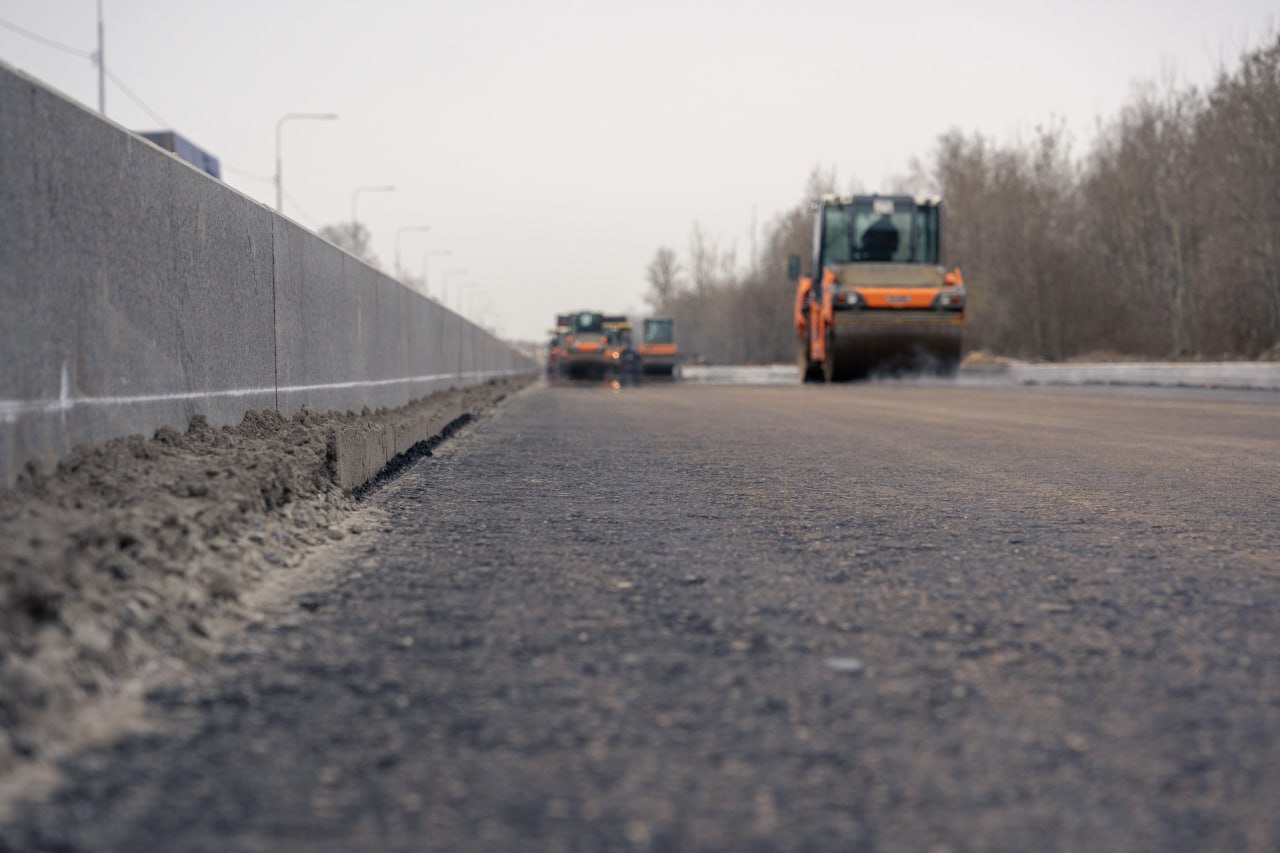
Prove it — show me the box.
[3,379,1279,851]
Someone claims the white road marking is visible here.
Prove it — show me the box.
[0,366,530,424]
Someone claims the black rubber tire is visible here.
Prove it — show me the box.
[798,339,823,383]
[822,332,839,383]
[936,341,962,377]
[824,331,869,383]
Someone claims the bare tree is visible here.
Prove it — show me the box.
[641,34,1280,366]
[804,164,838,199]
[644,247,683,311]
[687,223,720,296]
[318,222,381,269]
[1195,35,1280,355]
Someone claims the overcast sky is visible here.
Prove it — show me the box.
[1,0,1275,341]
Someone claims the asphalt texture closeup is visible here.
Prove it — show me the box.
[3,381,1280,851]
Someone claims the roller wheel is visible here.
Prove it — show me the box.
[936,341,962,377]
[824,330,866,382]
[799,340,824,383]
[822,331,844,382]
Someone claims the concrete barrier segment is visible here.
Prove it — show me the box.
[0,61,535,487]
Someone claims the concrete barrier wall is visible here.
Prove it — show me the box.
[0,62,533,486]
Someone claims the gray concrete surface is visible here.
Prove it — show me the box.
[681,363,1280,390]
[2,381,1277,851]
[998,361,1280,391]
[0,60,532,486]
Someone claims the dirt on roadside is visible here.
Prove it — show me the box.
[0,377,530,780]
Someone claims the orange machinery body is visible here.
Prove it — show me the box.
[556,310,616,380]
[637,318,679,376]
[636,341,678,360]
[561,333,609,365]
[791,194,965,382]
[794,268,965,368]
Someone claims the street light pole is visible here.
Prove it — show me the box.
[458,281,480,315]
[395,226,431,281]
[442,268,468,310]
[468,288,491,325]
[473,296,499,335]
[275,112,338,213]
[350,185,396,255]
[423,250,451,299]
[96,0,104,114]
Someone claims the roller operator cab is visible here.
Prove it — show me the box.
[789,195,965,382]
[637,318,678,376]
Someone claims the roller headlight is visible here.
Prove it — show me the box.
[932,289,966,310]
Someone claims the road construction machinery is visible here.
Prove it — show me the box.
[546,314,570,375]
[790,195,964,382]
[603,315,640,379]
[558,310,612,380]
[637,317,679,376]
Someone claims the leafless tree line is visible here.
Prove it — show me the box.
[647,35,1280,363]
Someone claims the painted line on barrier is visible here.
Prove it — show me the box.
[0,364,530,424]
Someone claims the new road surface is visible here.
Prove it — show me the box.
[3,378,1279,851]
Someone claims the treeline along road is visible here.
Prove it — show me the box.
[645,35,1280,368]
[3,381,1279,851]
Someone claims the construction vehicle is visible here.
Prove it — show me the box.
[637,317,679,376]
[546,315,570,375]
[603,315,640,379]
[557,310,612,379]
[790,194,964,382]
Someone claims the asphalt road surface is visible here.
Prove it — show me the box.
[4,381,1279,852]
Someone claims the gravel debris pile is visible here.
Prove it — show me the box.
[0,378,528,775]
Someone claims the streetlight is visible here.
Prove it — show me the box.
[458,281,481,315]
[468,288,494,326]
[350,185,396,253]
[275,113,338,213]
[95,0,104,114]
[423,250,451,299]
[395,226,431,281]
[442,268,468,309]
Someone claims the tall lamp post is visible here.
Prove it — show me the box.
[275,112,338,213]
[395,226,431,281]
[350,185,396,254]
[423,250,451,299]
[458,281,481,315]
[95,0,104,114]
[391,225,432,279]
[442,268,469,310]
[468,288,494,328]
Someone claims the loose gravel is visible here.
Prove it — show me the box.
[0,378,528,781]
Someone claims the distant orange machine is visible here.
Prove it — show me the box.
[557,310,613,380]
[637,318,678,376]
[545,315,570,375]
